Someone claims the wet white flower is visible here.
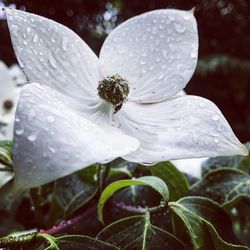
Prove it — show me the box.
[4,8,248,189]
[0,61,26,140]
[171,157,208,178]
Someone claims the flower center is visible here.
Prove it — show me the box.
[97,74,129,113]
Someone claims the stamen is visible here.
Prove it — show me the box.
[97,74,129,113]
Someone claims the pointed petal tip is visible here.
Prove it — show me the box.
[240,144,249,156]
[189,7,196,14]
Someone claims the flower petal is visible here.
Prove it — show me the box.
[171,157,208,178]
[100,9,198,103]
[5,8,100,102]
[115,96,247,164]
[13,83,139,189]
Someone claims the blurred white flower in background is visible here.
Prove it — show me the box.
[4,8,248,189]
[0,61,26,140]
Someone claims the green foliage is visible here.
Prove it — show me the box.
[1,148,250,249]
[201,143,250,175]
[97,176,169,224]
[150,161,189,201]
[97,213,187,250]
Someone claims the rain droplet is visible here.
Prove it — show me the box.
[214,138,219,143]
[33,34,38,43]
[190,49,197,58]
[174,22,186,33]
[11,24,19,36]
[49,146,56,153]
[26,27,31,34]
[47,115,55,123]
[48,52,57,68]
[211,114,220,121]
[27,134,37,142]
[15,128,24,135]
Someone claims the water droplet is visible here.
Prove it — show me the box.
[214,138,219,143]
[190,49,197,58]
[27,134,37,142]
[11,24,19,36]
[26,27,31,34]
[33,34,38,43]
[48,52,57,68]
[49,146,56,154]
[140,61,146,65]
[211,114,220,121]
[51,36,56,43]
[158,74,164,80]
[174,22,186,33]
[15,128,24,135]
[47,115,55,123]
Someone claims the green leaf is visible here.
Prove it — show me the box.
[202,143,250,175]
[175,197,239,244]
[150,161,189,201]
[0,140,13,165]
[170,197,248,249]
[54,172,98,217]
[97,176,169,224]
[189,168,250,204]
[97,213,187,249]
[56,235,119,250]
[0,171,14,189]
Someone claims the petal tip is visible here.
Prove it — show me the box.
[189,7,196,14]
[240,144,249,156]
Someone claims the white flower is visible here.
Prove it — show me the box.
[4,8,248,189]
[0,61,26,140]
[171,157,208,178]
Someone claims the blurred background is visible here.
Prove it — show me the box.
[0,0,249,141]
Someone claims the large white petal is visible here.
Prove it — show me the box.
[114,96,247,163]
[13,83,139,189]
[5,8,100,103]
[100,9,198,103]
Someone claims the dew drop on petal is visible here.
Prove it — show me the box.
[26,27,31,34]
[33,34,38,43]
[211,114,220,121]
[49,146,56,154]
[174,22,186,33]
[15,128,24,135]
[214,138,219,143]
[27,134,37,142]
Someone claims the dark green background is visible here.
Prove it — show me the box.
[1,0,249,141]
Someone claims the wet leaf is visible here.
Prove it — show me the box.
[97,176,169,224]
[189,168,250,204]
[150,161,189,201]
[97,213,186,250]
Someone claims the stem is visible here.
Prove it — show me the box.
[0,233,36,248]
[39,205,96,235]
[113,199,167,215]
